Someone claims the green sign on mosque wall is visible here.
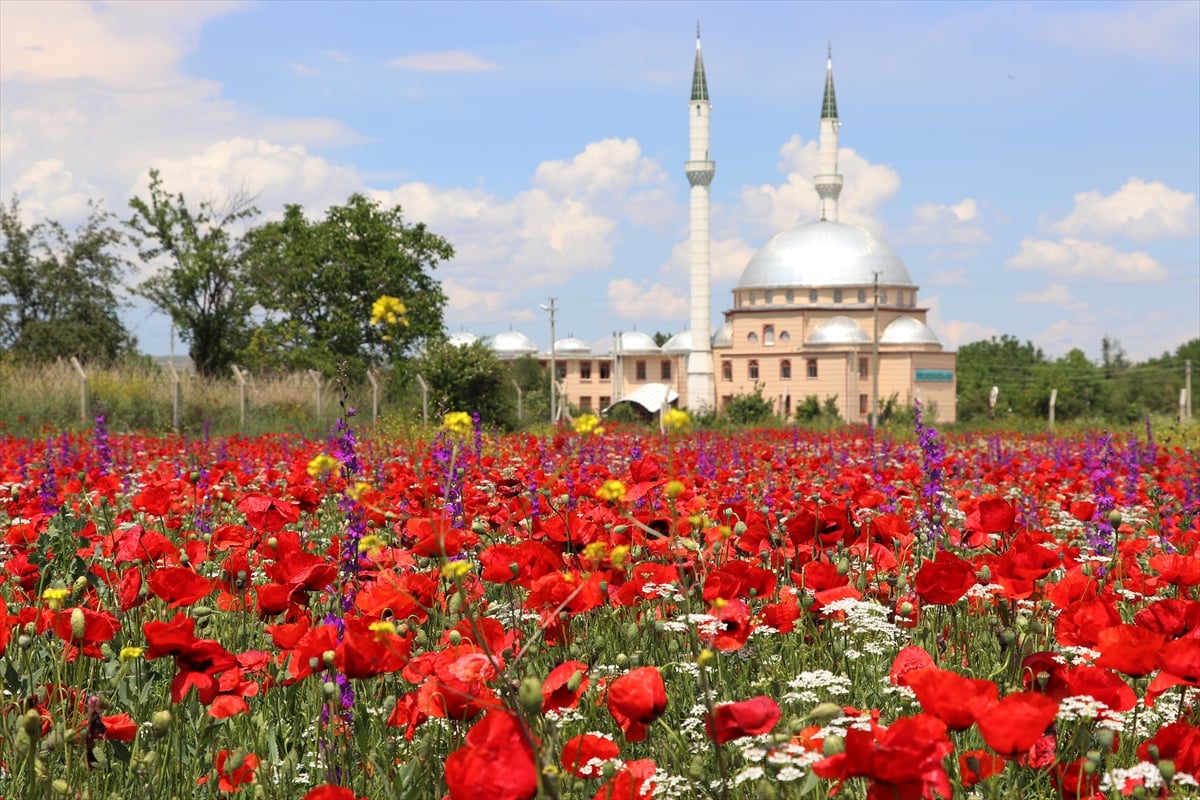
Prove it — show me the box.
[915,369,954,382]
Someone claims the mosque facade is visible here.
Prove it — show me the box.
[456,34,957,424]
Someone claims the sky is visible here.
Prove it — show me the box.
[2,0,1198,362]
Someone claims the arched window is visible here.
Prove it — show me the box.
[722,361,732,381]
[747,331,758,344]
[780,359,791,379]
[779,330,790,343]
[763,325,775,346]
[806,359,818,379]
[857,288,866,303]
[748,360,759,380]
[833,289,843,303]
[765,290,773,304]
[786,290,795,303]
[809,289,818,303]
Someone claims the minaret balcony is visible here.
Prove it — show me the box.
[685,160,715,186]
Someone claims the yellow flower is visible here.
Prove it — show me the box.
[596,479,626,503]
[663,407,691,432]
[370,295,407,327]
[42,587,70,611]
[441,560,472,581]
[697,648,715,667]
[574,413,602,435]
[582,541,608,563]
[347,481,371,501]
[442,411,473,438]
[119,646,144,663]
[307,453,340,478]
[357,534,386,556]
[610,545,631,569]
[665,480,686,498]
[368,620,397,640]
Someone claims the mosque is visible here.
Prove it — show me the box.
[452,33,958,424]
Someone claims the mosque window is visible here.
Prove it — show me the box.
[580,396,592,411]
[600,395,611,409]
[660,360,671,380]
[858,289,866,303]
[635,361,647,381]
[763,325,775,346]
[809,289,818,303]
[748,360,759,380]
[750,292,757,305]
[779,331,790,343]
[747,331,758,344]
[786,290,795,303]
[806,359,818,379]
[556,363,567,379]
[859,357,869,380]
[722,361,732,381]
[780,359,791,379]
[859,394,869,415]
[599,362,611,380]
[580,361,592,380]
[765,291,774,304]
[881,290,888,304]
[834,289,843,303]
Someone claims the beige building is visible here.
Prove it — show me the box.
[461,38,957,424]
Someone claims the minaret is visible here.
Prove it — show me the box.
[814,45,842,222]
[685,23,716,412]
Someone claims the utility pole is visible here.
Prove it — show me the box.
[1187,359,1193,421]
[540,298,558,424]
[871,271,880,428]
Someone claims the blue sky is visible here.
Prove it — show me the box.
[2,0,1197,361]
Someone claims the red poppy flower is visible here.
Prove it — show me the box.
[710,598,754,651]
[561,732,620,777]
[300,786,370,800]
[706,696,782,744]
[211,749,260,792]
[1095,624,1166,678]
[99,713,137,742]
[542,660,589,714]
[1137,721,1200,776]
[813,713,953,800]
[914,551,976,605]
[607,666,668,742]
[148,566,214,608]
[703,559,777,602]
[591,758,657,800]
[976,692,1059,757]
[1065,665,1137,712]
[889,646,935,687]
[1049,758,1101,800]
[905,667,999,731]
[959,749,1005,787]
[52,607,118,658]
[444,710,537,800]
[1055,598,1122,648]
[236,493,299,533]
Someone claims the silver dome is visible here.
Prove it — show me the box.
[552,336,591,355]
[447,331,479,347]
[711,321,733,348]
[807,315,870,345]
[490,330,539,357]
[661,330,693,354]
[617,330,661,354]
[880,315,940,345]
[738,220,915,290]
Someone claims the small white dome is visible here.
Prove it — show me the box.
[880,315,940,345]
[490,330,539,357]
[617,330,660,354]
[808,315,870,345]
[447,331,479,347]
[661,330,693,354]
[552,336,591,354]
[712,322,733,348]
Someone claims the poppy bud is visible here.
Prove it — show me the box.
[1107,510,1122,528]
[688,755,705,780]
[808,702,842,723]
[757,780,777,800]
[566,670,584,693]
[975,566,991,583]
[322,681,338,698]
[266,537,278,549]
[69,608,86,641]
[822,734,845,756]
[73,576,88,594]
[616,653,628,667]
[52,779,71,795]
[898,601,914,617]
[1095,729,1115,750]
[836,558,850,576]
[152,710,173,736]
[518,677,542,714]
[321,650,335,668]
[22,709,42,740]
[447,630,462,646]
[1159,760,1176,782]
[17,634,32,650]
[471,519,487,534]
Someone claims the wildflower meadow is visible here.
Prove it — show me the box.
[1,404,1199,800]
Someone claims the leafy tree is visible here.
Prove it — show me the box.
[127,170,258,377]
[955,335,1046,420]
[652,331,673,347]
[419,340,518,431]
[722,385,776,426]
[509,354,550,424]
[241,195,453,376]
[0,197,137,363]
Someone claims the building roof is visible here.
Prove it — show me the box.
[552,336,591,354]
[447,331,479,347]
[691,28,709,102]
[617,330,661,354]
[490,330,539,357]
[712,321,733,348]
[737,220,915,290]
[661,330,692,354]
[605,382,678,414]
[880,315,941,345]
[807,315,870,345]
[821,50,838,120]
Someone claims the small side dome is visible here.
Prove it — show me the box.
[807,315,870,345]
[880,315,941,345]
[552,336,591,355]
[447,331,479,347]
[490,330,539,358]
[661,330,693,354]
[618,330,661,354]
[711,322,733,348]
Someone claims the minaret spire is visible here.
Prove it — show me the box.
[815,46,843,221]
[685,26,716,412]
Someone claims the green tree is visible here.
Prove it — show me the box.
[1,197,137,363]
[723,385,776,426]
[241,195,453,376]
[955,335,1046,420]
[510,354,550,424]
[127,170,258,377]
[419,340,518,430]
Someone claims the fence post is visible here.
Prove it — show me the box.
[512,379,523,423]
[69,357,88,422]
[231,365,247,430]
[415,374,429,425]
[308,370,322,428]
[367,370,380,425]
[1048,388,1057,431]
[1181,388,1188,424]
[168,364,182,432]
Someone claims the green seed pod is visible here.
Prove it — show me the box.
[518,677,543,714]
[70,607,86,641]
[151,710,173,736]
[1159,759,1176,782]
[22,708,42,740]
[566,670,584,693]
[822,734,845,756]
[447,630,462,646]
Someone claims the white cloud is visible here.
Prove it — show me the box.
[388,51,496,72]
[289,63,317,77]
[736,135,901,237]
[1016,283,1087,311]
[1039,1,1200,64]
[906,197,990,245]
[10,158,102,222]
[607,278,688,321]
[924,295,998,350]
[1046,177,1199,240]
[1006,237,1166,282]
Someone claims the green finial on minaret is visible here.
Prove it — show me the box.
[821,43,838,120]
[691,22,709,102]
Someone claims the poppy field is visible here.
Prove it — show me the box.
[1,408,1199,800]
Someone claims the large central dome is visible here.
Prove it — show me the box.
[737,220,914,290]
